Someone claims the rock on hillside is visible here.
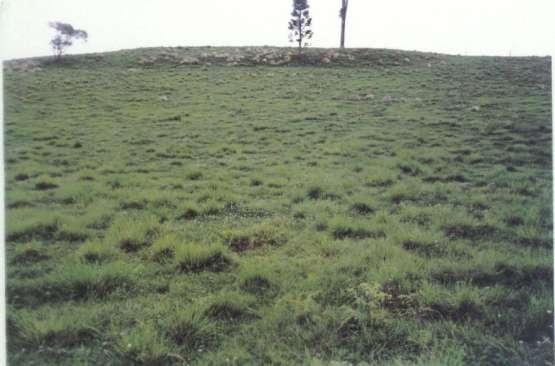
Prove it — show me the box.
[3,46,551,72]
[4,46,449,71]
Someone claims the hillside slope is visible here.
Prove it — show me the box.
[4,47,553,365]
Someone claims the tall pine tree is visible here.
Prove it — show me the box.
[288,0,313,51]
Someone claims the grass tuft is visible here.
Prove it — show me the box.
[164,308,217,350]
[224,221,288,252]
[8,261,139,305]
[205,292,257,322]
[76,241,118,263]
[175,244,232,273]
[117,323,172,365]
[12,242,49,264]
[34,180,59,190]
[8,307,100,348]
[149,234,178,263]
[349,202,375,216]
[106,214,162,253]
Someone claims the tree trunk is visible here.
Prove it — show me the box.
[55,48,62,62]
[340,0,348,49]
[340,18,346,49]
[298,13,303,51]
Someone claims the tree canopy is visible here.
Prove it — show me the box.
[49,21,88,59]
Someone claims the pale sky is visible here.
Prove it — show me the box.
[0,0,554,60]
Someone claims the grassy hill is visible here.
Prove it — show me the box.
[4,47,553,365]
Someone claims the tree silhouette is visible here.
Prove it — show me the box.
[49,22,88,60]
[288,0,313,51]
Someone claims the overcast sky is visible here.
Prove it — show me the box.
[0,0,554,60]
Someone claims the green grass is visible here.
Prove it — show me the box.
[4,47,553,365]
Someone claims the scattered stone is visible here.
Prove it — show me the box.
[138,57,155,66]
[226,55,243,63]
[7,60,43,72]
[179,56,199,65]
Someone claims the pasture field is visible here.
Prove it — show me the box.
[3,48,553,365]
